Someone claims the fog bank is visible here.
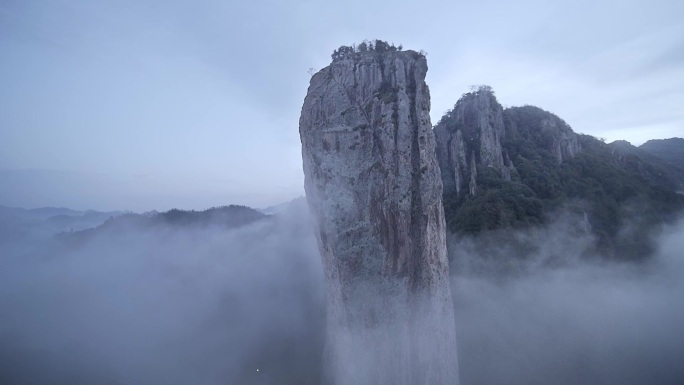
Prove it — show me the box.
[451,218,684,385]
[0,206,325,385]
[1,204,683,384]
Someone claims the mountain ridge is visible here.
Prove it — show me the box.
[435,87,684,259]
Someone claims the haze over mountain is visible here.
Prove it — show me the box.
[2,0,684,381]
[2,0,682,210]
[434,87,684,259]
[2,193,684,384]
[1,123,684,385]
[640,138,684,172]
[300,43,459,384]
[0,205,124,246]
[609,138,684,191]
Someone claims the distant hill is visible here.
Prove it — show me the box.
[0,205,124,244]
[609,140,684,191]
[639,138,684,181]
[434,87,684,259]
[0,204,272,248]
[64,205,267,242]
[0,205,94,221]
[259,197,306,215]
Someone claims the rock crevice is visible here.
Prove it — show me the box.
[435,89,581,197]
[299,49,459,385]
[434,88,512,196]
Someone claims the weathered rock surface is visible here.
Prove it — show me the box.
[435,89,581,198]
[299,49,459,385]
[434,88,513,196]
[504,106,581,164]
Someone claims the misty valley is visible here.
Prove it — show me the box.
[2,34,684,385]
[1,200,683,384]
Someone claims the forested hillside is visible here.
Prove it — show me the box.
[436,89,684,259]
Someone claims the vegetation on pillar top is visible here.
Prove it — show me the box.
[331,39,426,62]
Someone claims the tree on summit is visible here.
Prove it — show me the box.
[331,40,403,61]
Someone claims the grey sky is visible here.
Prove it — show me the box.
[1,0,682,211]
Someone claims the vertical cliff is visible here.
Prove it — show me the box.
[435,89,581,199]
[434,87,512,196]
[435,89,584,234]
[299,45,459,385]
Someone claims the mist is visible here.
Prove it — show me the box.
[1,203,683,384]
[0,204,325,385]
[450,217,684,385]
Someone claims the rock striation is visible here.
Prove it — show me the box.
[299,47,459,385]
[434,87,513,196]
[435,89,581,198]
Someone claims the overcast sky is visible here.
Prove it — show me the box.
[1,0,682,211]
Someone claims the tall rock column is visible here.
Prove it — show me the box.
[299,47,459,385]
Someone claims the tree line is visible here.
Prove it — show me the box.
[331,39,404,61]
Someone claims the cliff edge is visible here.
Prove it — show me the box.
[299,44,459,385]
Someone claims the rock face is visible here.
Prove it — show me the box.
[504,106,581,164]
[435,90,581,198]
[434,88,513,196]
[299,49,459,385]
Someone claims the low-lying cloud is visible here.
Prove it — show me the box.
[0,206,325,385]
[451,217,684,385]
[1,204,683,384]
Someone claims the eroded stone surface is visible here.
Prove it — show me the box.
[299,50,459,385]
[434,90,581,197]
[434,90,511,196]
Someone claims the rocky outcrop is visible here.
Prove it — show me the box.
[435,90,582,198]
[434,88,513,196]
[503,105,581,164]
[540,116,581,163]
[299,47,459,385]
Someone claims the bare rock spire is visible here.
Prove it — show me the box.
[299,44,459,385]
